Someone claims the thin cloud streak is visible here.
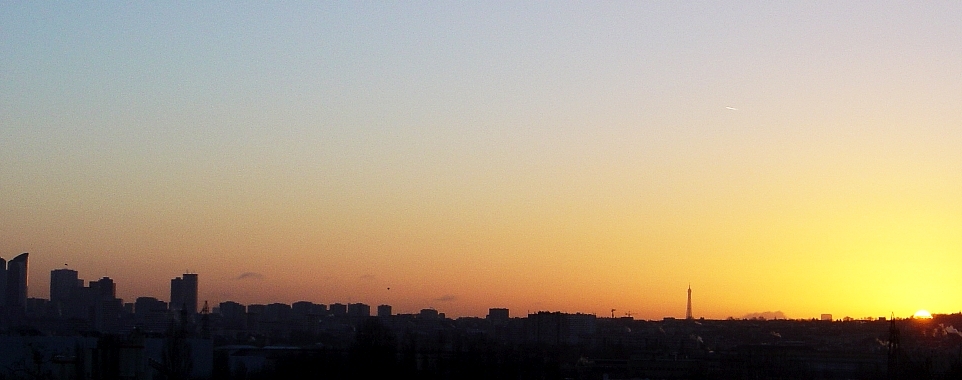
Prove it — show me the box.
[235,272,265,281]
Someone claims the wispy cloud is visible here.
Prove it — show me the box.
[434,294,458,302]
[235,272,265,281]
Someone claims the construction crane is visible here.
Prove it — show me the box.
[200,300,211,339]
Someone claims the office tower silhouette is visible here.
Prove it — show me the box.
[89,277,117,299]
[348,303,370,317]
[329,303,347,316]
[218,301,247,330]
[170,273,199,314]
[5,253,29,312]
[50,268,80,307]
[419,308,439,320]
[377,304,392,317]
[488,308,509,323]
[88,276,122,333]
[136,296,170,333]
[686,284,693,320]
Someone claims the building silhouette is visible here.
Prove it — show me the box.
[246,303,266,331]
[419,308,439,320]
[50,268,80,309]
[348,303,371,317]
[4,253,29,314]
[488,308,509,323]
[526,311,597,345]
[329,303,347,316]
[291,301,313,316]
[686,284,693,320]
[134,296,169,333]
[218,301,247,331]
[89,276,116,299]
[170,273,198,314]
[265,302,292,323]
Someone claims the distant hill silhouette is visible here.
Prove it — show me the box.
[742,311,787,320]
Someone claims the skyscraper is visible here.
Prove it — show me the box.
[686,284,693,320]
[89,277,117,299]
[86,276,122,333]
[170,277,182,309]
[5,253,29,311]
[170,273,198,314]
[50,268,79,305]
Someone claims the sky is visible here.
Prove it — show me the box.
[2,2,961,320]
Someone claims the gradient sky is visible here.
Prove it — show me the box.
[2,2,960,320]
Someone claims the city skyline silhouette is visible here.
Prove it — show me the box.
[0,252,944,322]
[3,250,960,379]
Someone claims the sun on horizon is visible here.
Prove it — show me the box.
[913,310,933,319]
